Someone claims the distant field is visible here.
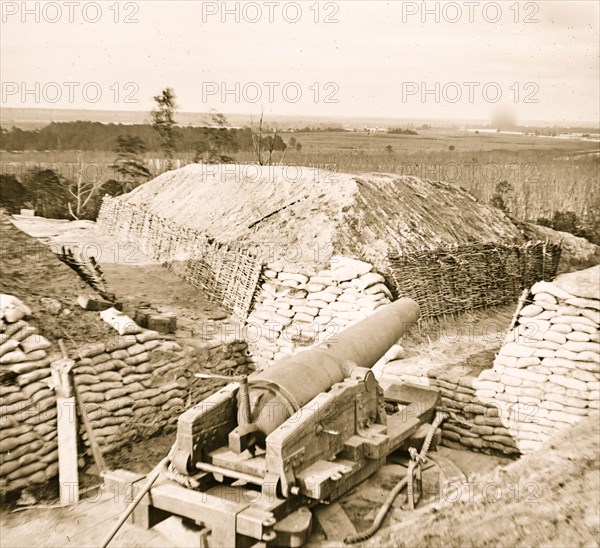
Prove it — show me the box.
[1,129,598,223]
[281,128,597,152]
[254,130,599,222]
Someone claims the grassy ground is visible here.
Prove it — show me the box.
[273,130,599,223]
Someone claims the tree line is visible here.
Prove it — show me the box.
[0,88,297,220]
[0,121,287,154]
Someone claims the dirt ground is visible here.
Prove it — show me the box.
[3,418,598,548]
[371,413,600,548]
[7,213,513,452]
[9,215,514,368]
[10,215,229,338]
[0,445,509,548]
[0,213,116,350]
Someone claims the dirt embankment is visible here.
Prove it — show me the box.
[0,212,115,350]
[8,214,230,340]
[372,412,600,548]
[521,221,600,273]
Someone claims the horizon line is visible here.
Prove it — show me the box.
[1,106,598,128]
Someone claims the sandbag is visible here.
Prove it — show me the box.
[520,304,543,318]
[533,292,557,304]
[9,357,52,376]
[17,368,51,387]
[19,335,52,354]
[0,340,20,358]
[0,350,27,365]
[565,296,600,311]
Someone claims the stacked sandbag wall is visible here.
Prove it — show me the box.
[1,312,251,494]
[378,266,600,456]
[380,361,521,455]
[246,257,393,367]
[473,269,599,453]
[0,319,58,494]
[72,330,250,452]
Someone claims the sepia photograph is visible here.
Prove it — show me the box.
[0,1,599,547]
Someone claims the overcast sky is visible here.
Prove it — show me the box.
[2,0,598,124]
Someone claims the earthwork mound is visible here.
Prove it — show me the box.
[118,164,523,268]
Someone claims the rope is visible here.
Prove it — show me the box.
[344,412,448,544]
[165,465,200,490]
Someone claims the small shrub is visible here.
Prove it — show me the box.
[22,169,70,218]
[490,180,513,214]
[537,209,600,246]
[0,174,31,213]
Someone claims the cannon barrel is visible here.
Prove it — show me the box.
[240,297,420,442]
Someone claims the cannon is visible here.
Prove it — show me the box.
[119,298,441,546]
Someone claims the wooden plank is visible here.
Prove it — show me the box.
[210,447,267,477]
[56,394,78,504]
[265,382,362,495]
[314,502,357,540]
[385,414,422,450]
[51,354,79,505]
[384,383,440,420]
[149,482,247,547]
[77,294,112,311]
[296,454,391,503]
[174,384,237,473]
[103,469,146,508]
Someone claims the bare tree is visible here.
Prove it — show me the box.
[251,111,266,165]
[250,109,287,165]
[67,153,109,219]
